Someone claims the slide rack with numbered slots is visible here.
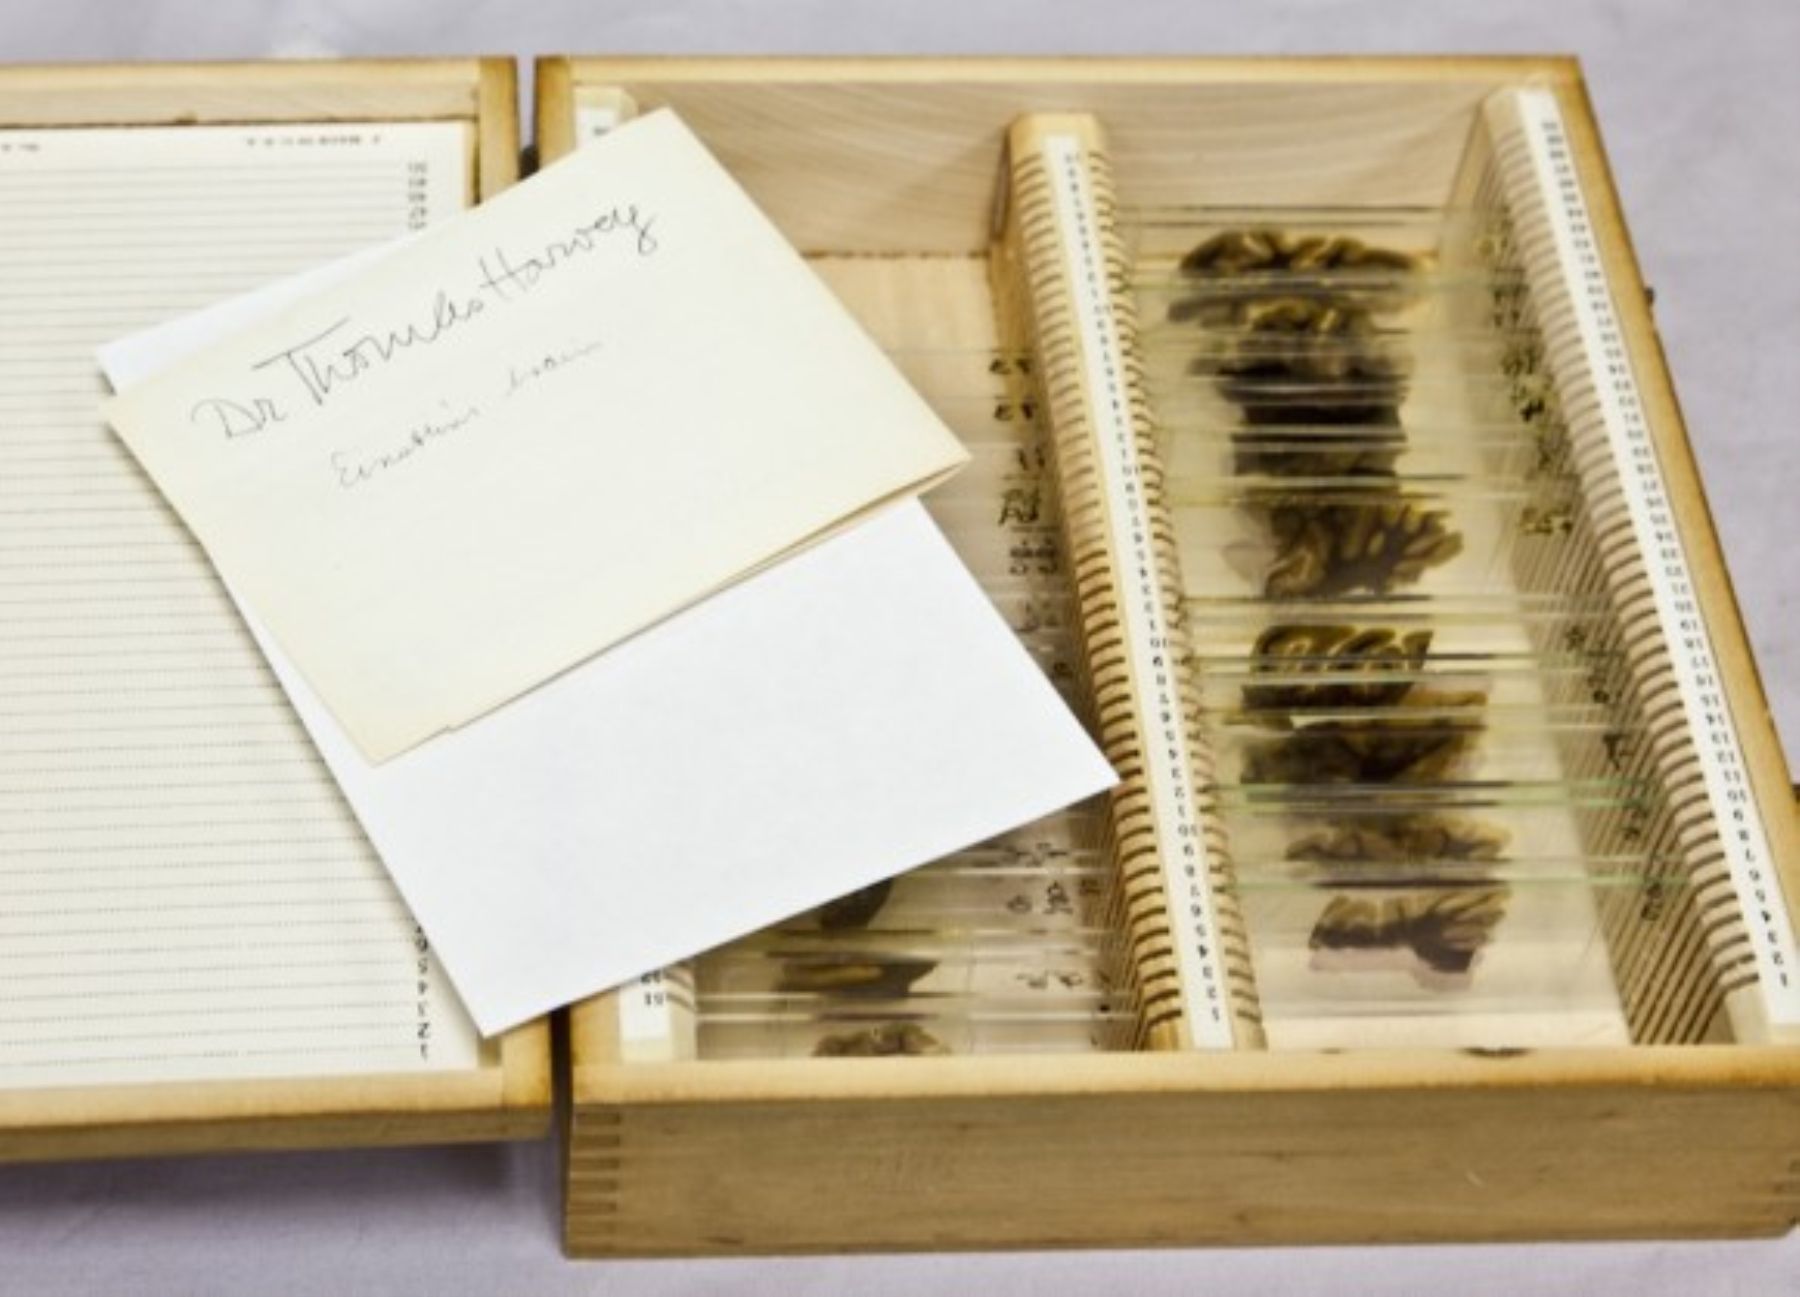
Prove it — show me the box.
[0,60,548,1162]
[541,57,1800,1256]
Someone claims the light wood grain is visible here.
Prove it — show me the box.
[544,56,1580,254]
[999,111,1261,1052]
[567,1047,1800,1254]
[474,57,520,202]
[0,58,551,1163]
[0,58,494,127]
[545,55,1800,1255]
[568,1065,1799,1252]
[535,56,577,168]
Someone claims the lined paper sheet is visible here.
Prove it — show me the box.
[0,124,481,1087]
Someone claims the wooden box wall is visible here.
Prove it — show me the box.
[539,56,1800,1256]
[0,58,550,1163]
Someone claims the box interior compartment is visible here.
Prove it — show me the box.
[558,64,1791,1062]
[548,59,1800,1257]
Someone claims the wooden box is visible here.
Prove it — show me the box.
[539,57,1800,1255]
[0,59,548,1162]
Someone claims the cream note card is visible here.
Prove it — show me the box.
[103,247,1116,1035]
[103,110,968,762]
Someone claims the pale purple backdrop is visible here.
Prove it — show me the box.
[0,1,1794,1292]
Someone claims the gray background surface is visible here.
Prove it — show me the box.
[0,0,1796,1292]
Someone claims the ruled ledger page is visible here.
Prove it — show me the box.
[0,123,481,1087]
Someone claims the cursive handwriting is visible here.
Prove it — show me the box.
[504,336,604,399]
[195,200,660,434]
[478,204,658,302]
[251,285,489,409]
[190,394,287,439]
[330,401,483,490]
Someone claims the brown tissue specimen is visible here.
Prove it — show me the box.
[1239,623,1484,786]
[1262,499,1464,598]
[1240,688,1487,786]
[1287,818,1512,981]
[1172,227,1462,599]
[1242,624,1433,712]
[1309,887,1511,978]
[1175,229,1422,284]
[815,879,894,931]
[1240,618,1514,981]
[1208,299,1410,419]
[1176,230,1516,984]
[812,1022,951,1058]
[777,955,937,999]
[1285,815,1511,866]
